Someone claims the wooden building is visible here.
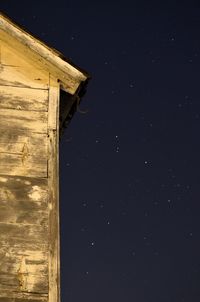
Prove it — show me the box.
[0,13,89,302]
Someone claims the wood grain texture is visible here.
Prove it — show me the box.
[0,175,48,301]
[0,64,49,90]
[0,131,47,157]
[0,175,48,225]
[0,298,48,301]
[0,198,47,225]
[0,223,48,294]
[0,86,48,111]
[0,129,47,178]
[0,175,48,200]
[0,109,47,133]
[0,153,47,178]
[0,21,69,299]
[48,76,60,302]
[48,80,58,131]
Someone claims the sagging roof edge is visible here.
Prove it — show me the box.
[0,12,91,94]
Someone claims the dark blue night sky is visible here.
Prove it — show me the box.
[2,1,200,301]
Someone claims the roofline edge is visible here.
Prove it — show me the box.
[0,12,91,85]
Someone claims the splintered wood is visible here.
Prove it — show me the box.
[0,37,60,301]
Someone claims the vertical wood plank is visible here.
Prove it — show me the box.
[48,79,58,131]
[48,76,60,302]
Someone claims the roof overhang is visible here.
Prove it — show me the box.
[0,12,90,94]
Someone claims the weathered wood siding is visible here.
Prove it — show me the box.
[0,86,48,111]
[0,40,49,89]
[47,77,60,302]
[0,38,60,302]
[0,24,86,94]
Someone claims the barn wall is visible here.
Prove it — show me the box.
[0,39,59,301]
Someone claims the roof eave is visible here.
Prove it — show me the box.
[0,12,90,94]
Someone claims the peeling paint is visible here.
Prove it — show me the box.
[28,186,44,202]
[0,177,7,182]
[17,256,28,291]
[0,23,61,299]
[21,142,29,165]
[24,180,31,185]
[0,189,15,201]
